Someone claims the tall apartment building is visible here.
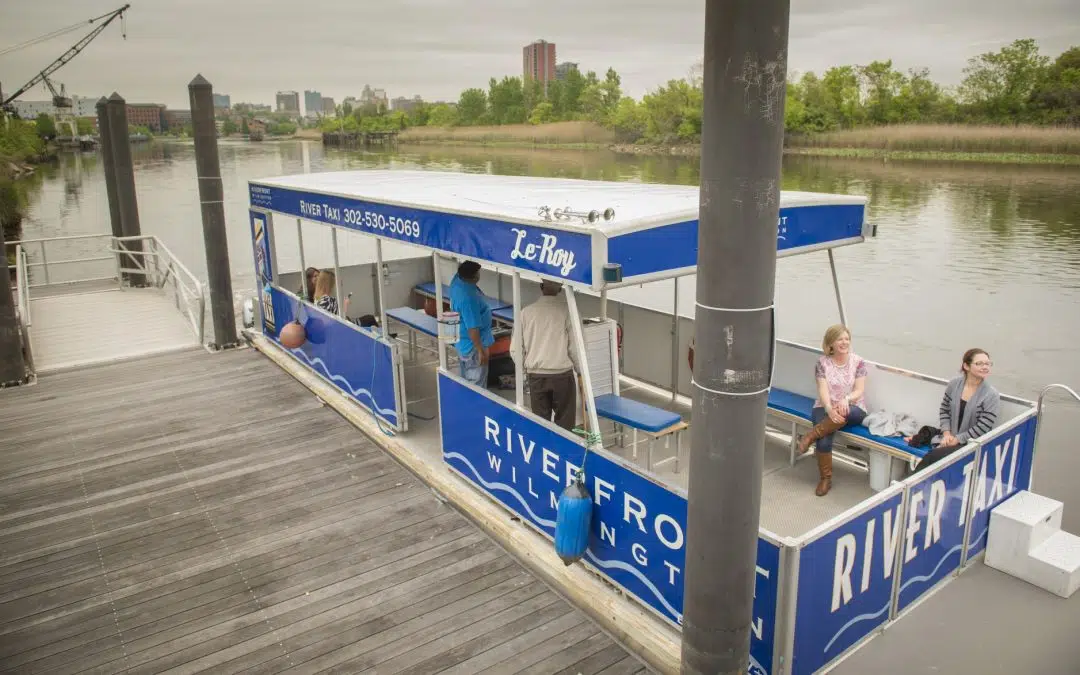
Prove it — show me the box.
[303,90,322,116]
[276,91,300,114]
[321,97,336,115]
[212,93,231,110]
[523,40,556,93]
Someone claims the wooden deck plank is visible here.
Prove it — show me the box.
[553,643,634,675]
[0,348,637,675]
[0,349,635,669]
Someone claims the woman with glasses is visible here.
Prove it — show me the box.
[911,348,1000,473]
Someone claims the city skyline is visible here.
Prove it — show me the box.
[1,0,1076,110]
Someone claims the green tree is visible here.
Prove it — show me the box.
[641,79,703,143]
[821,66,864,128]
[558,67,586,118]
[860,60,906,124]
[457,88,488,125]
[427,103,460,127]
[241,118,250,135]
[894,68,956,123]
[579,83,606,123]
[75,118,95,135]
[600,68,622,113]
[488,76,526,125]
[959,38,1050,121]
[406,102,431,127]
[528,101,555,125]
[35,114,57,139]
[608,97,647,142]
[221,119,238,136]
[1028,46,1080,124]
[522,77,545,119]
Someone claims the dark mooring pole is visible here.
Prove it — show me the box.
[105,92,145,286]
[0,223,26,386]
[95,97,123,240]
[681,0,790,673]
[188,74,237,349]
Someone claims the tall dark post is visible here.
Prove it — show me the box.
[105,92,145,286]
[0,224,27,386]
[188,74,237,349]
[681,0,790,673]
[95,98,123,239]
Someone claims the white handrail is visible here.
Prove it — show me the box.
[15,245,30,328]
[6,232,207,346]
[1032,383,1080,491]
[112,235,206,345]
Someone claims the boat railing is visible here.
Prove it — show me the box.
[1033,383,1080,491]
[111,235,206,345]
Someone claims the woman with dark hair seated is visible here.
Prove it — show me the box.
[301,267,319,302]
[910,348,1000,473]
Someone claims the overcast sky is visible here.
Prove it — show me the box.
[2,0,1077,109]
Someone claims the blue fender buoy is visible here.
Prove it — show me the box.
[554,476,593,566]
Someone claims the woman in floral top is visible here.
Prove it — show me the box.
[797,324,868,496]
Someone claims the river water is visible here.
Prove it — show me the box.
[14,140,1080,512]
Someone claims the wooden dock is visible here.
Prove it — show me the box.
[0,349,646,674]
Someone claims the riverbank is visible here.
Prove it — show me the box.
[384,121,1080,166]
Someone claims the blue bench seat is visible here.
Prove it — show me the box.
[766,388,928,458]
[492,306,515,324]
[414,282,511,312]
[386,306,439,338]
[594,393,683,433]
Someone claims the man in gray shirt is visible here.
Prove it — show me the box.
[511,280,580,430]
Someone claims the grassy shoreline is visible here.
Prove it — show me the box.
[388,138,1080,166]
[319,121,1080,166]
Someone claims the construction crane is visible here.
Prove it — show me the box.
[1,4,130,116]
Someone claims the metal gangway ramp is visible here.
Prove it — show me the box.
[9,234,206,376]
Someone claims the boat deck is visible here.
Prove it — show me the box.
[27,282,200,374]
[0,349,645,675]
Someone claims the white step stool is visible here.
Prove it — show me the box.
[985,491,1080,599]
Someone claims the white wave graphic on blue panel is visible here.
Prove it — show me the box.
[446,450,684,623]
[583,549,683,621]
[822,599,891,654]
[898,544,963,596]
[287,346,398,422]
[444,452,556,528]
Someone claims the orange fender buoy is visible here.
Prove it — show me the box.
[280,320,306,349]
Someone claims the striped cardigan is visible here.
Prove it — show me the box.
[938,375,1001,444]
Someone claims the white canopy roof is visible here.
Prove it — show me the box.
[252,170,866,237]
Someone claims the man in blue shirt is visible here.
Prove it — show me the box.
[449,260,494,387]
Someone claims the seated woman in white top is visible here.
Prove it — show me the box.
[797,324,868,497]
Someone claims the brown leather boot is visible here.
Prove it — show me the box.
[816,452,833,496]
[797,415,847,455]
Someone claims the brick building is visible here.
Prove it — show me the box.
[523,40,556,93]
[127,104,166,132]
[164,109,192,131]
